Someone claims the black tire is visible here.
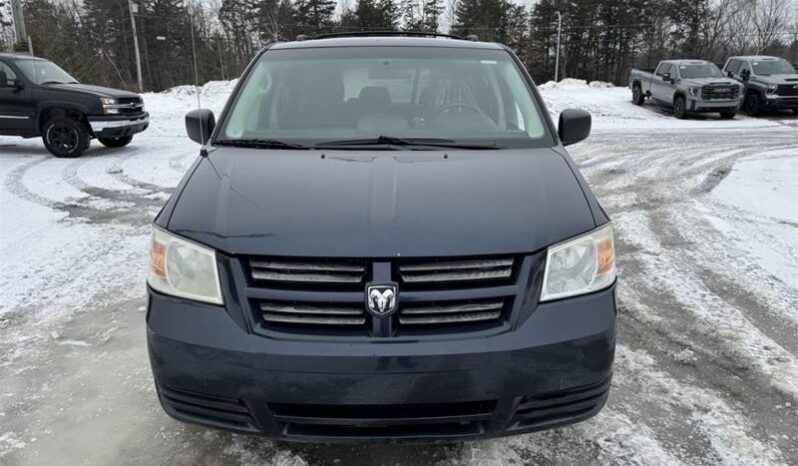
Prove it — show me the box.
[673,96,687,119]
[42,116,90,158]
[744,93,762,116]
[632,85,645,105]
[98,136,133,148]
[719,110,736,119]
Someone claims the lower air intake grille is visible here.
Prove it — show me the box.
[249,258,366,285]
[158,383,257,432]
[399,257,514,286]
[510,377,611,431]
[259,300,366,327]
[399,298,506,326]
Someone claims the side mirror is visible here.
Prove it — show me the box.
[185,109,215,145]
[741,69,750,81]
[661,73,671,81]
[558,109,591,146]
[14,79,24,91]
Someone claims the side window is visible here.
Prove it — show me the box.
[726,60,740,74]
[655,63,667,76]
[0,61,17,86]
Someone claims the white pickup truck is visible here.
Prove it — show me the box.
[629,59,743,119]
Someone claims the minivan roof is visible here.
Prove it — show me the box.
[270,36,504,51]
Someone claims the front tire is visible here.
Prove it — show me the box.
[98,136,133,148]
[42,116,90,158]
[632,85,645,105]
[745,93,762,116]
[719,110,736,119]
[673,96,687,119]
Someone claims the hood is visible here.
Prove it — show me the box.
[681,78,739,87]
[165,148,597,258]
[753,74,798,84]
[44,83,140,99]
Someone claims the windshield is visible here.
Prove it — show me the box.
[219,46,551,149]
[752,59,796,75]
[15,59,78,85]
[679,64,723,79]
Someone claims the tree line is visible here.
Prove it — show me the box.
[2,0,796,92]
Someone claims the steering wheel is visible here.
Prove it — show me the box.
[428,103,488,120]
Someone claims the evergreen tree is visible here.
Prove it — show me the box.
[295,0,337,33]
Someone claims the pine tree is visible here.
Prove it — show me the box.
[295,0,337,34]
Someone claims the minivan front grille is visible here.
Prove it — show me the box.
[242,254,524,336]
[259,300,366,326]
[399,298,506,326]
[249,258,367,286]
[399,257,514,286]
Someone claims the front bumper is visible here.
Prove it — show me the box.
[764,94,798,109]
[88,112,149,138]
[146,283,616,443]
[688,98,741,112]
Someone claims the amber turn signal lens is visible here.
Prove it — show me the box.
[596,239,614,275]
[151,240,166,277]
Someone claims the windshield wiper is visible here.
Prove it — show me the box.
[215,138,308,150]
[40,81,68,85]
[316,136,500,150]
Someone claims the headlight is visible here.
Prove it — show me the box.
[766,84,777,93]
[147,225,223,305]
[541,223,615,302]
[100,97,117,105]
[688,86,700,96]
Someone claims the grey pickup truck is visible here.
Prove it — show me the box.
[722,56,798,116]
[630,60,743,119]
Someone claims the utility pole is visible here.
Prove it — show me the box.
[127,0,144,92]
[554,11,562,82]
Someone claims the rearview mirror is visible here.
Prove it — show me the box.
[185,109,215,145]
[558,109,591,146]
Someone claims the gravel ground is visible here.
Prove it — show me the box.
[1,83,796,465]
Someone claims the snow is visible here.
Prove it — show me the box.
[537,78,795,130]
[2,79,798,465]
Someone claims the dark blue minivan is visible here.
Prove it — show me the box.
[146,33,616,442]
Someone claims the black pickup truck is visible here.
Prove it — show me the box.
[0,53,149,157]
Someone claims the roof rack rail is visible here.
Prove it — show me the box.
[311,31,466,41]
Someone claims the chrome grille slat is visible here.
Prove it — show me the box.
[249,258,367,285]
[401,300,504,315]
[263,314,366,326]
[251,260,365,273]
[260,302,363,316]
[252,270,364,283]
[401,269,512,283]
[399,310,502,325]
[400,259,513,272]
[399,257,515,285]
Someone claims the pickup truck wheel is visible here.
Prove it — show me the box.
[632,86,645,105]
[744,94,762,116]
[719,110,736,119]
[42,117,90,158]
[673,97,687,119]
[98,136,133,148]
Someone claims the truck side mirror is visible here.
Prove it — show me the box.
[185,109,215,145]
[740,69,750,81]
[14,79,24,91]
[558,109,591,146]
[661,73,671,81]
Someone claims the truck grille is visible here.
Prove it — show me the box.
[398,257,514,286]
[115,97,144,115]
[242,254,524,336]
[776,84,798,96]
[250,258,367,286]
[701,85,739,100]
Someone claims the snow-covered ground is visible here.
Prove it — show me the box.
[1,79,796,465]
